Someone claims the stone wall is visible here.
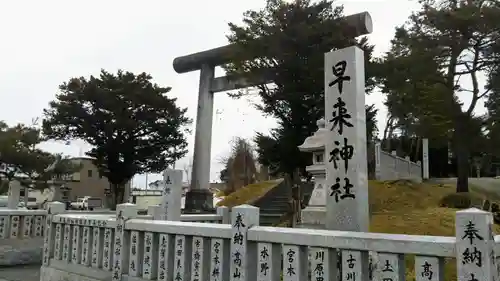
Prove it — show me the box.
[378,151,422,181]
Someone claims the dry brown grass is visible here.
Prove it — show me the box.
[215,179,284,208]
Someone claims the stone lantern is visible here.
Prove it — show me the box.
[297,118,328,229]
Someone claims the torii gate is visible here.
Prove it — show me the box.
[173,11,373,213]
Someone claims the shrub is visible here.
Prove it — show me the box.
[438,193,479,209]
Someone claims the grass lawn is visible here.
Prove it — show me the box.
[219,179,500,281]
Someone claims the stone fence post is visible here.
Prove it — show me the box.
[42,202,65,266]
[230,204,259,281]
[112,203,139,281]
[456,208,498,281]
[217,206,230,224]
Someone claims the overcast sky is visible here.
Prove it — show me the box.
[0,0,486,188]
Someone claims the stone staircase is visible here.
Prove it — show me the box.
[253,181,314,226]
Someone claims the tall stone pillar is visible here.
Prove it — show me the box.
[184,64,215,213]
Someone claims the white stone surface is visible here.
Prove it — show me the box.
[173,235,190,281]
[375,253,405,281]
[423,138,429,179]
[374,142,382,180]
[34,215,44,237]
[102,228,112,270]
[112,203,138,281]
[191,236,207,281]
[308,181,327,207]
[128,230,141,276]
[91,227,102,268]
[41,202,65,265]
[210,238,226,281]
[257,243,274,281]
[142,232,157,280]
[54,224,63,260]
[9,215,19,238]
[342,250,364,281]
[157,233,172,281]
[282,245,306,281]
[62,225,72,262]
[310,247,337,281]
[0,216,8,238]
[456,208,497,281]
[160,169,183,221]
[22,215,33,238]
[324,46,369,232]
[230,204,259,281]
[415,256,443,281]
[71,225,81,264]
[7,180,21,209]
[81,226,91,266]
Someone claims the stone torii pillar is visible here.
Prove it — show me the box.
[173,11,373,213]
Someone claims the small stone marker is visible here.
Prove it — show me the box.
[211,238,228,281]
[375,253,405,281]
[7,180,21,209]
[282,245,307,281]
[374,142,382,180]
[102,228,113,270]
[157,234,173,281]
[341,250,366,281]
[173,235,191,281]
[414,256,443,281]
[129,230,142,276]
[23,216,33,238]
[71,225,81,264]
[10,215,19,238]
[310,247,337,281]
[111,203,138,281]
[191,236,209,281]
[81,226,91,266]
[34,216,44,237]
[160,169,183,221]
[54,224,63,260]
[91,227,102,268]
[42,202,65,266]
[456,208,497,281]
[324,46,369,232]
[229,204,259,281]
[0,216,8,238]
[422,138,429,179]
[142,232,158,279]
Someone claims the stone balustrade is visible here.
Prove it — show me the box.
[0,209,47,239]
[0,203,229,268]
[38,202,500,281]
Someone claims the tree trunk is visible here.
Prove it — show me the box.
[414,137,421,162]
[454,120,470,193]
[110,183,125,210]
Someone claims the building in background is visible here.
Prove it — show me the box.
[29,157,131,207]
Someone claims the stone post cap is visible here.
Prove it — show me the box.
[316,118,325,128]
[116,203,139,219]
[47,201,66,214]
